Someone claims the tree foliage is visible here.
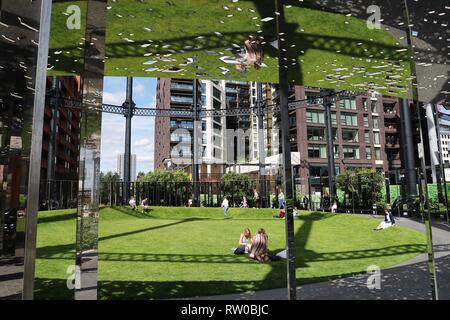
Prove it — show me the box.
[99,171,121,204]
[138,169,190,184]
[335,168,384,208]
[220,172,253,204]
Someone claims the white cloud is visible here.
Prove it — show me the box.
[103,91,125,105]
[134,138,151,148]
[133,83,146,96]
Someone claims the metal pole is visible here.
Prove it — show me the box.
[22,0,52,300]
[399,98,418,210]
[434,106,450,224]
[75,0,107,300]
[47,77,59,184]
[323,89,336,207]
[275,0,296,300]
[257,82,267,208]
[402,0,438,300]
[123,77,134,204]
[192,79,200,207]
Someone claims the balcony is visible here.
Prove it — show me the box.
[171,96,193,104]
[171,83,193,91]
[384,108,398,118]
[385,126,398,134]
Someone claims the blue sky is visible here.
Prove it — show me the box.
[100,77,156,174]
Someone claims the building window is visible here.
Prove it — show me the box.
[343,146,360,159]
[340,113,358,126]
[334,146,340,159]
[362,98,368,112]
[374,132,380,144]
[341,99,356,110]
[375,148,382,160]
[364,115,369,127]
[366,147,372,160]
[373,117,379,129]
[364,131,371,144]
[307,127,325,141]
[306,110,325,124]
[308,144,327,159]
[213,87,221,100]
[371,100,378,113]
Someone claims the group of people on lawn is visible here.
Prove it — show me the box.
[129,196,150,212]
[234,227,278,262]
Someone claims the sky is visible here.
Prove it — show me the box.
[100,77,156,174]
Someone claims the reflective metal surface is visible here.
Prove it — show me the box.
[0,0,47,300]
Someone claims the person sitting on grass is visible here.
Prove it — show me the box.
[129,196,137,210]
[249,228,269,262]
[141,198,149,212]
[273,209,285,219]
[293,207,299,217]
[374,207,394,231]
[234,228,252,255]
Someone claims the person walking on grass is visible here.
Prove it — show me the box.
[222,196,230,219]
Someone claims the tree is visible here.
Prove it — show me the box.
[138,169,191,205]
[335,168,384,210]
[220,172,253,206]
[99,171,120,204]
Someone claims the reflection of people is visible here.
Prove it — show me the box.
[249,228,269,262]
[234,36,263,72]
[222,196,230,218]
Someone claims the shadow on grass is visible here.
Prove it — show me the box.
[111,206,153,219]
[37,212,76,224]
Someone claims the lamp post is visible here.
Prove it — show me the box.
[275,0,296,300]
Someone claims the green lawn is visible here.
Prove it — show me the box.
[35,206,426,299]
[48,1,410,96]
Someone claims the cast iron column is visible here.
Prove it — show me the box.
[257,82,267,208]
[47,77,59,183]
[123,77,134,204]
[192,79,200,206]
[275,0,296,300]
[323,89,336,206]
[399,98,418,206]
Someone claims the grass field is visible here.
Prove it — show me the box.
[34,206,426,299]
[48,1,410,96]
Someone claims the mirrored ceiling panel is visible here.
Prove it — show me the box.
[48,0,448,100]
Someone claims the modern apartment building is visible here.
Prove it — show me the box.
[155,78,415,187]
[117,153,137,182]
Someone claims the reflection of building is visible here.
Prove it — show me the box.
[41,77,82,181]
[117,153,137,182]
